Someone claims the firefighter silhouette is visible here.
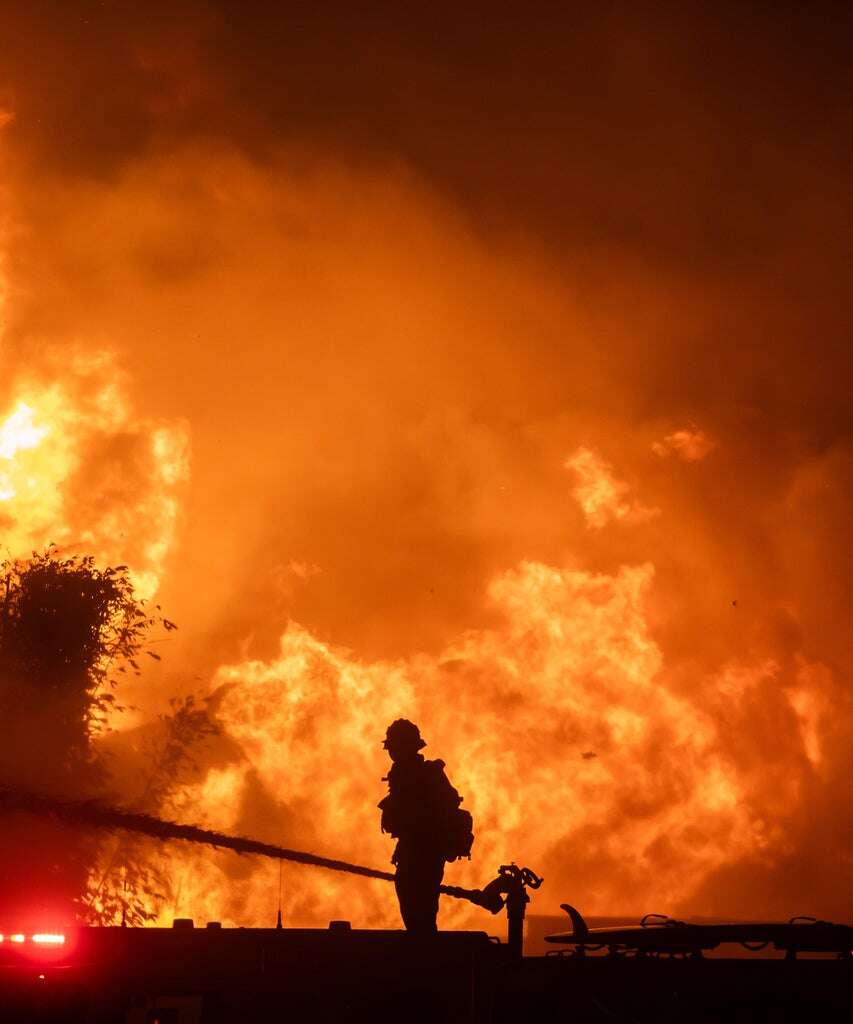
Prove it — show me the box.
[378,719,473,933]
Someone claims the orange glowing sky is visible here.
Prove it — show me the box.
[1,2,852,928]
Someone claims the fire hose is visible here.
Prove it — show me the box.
[0,786,398,883]
[0,786,542,944]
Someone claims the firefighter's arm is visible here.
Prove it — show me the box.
[378,794,394,834]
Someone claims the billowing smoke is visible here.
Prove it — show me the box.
[1,3,852,926]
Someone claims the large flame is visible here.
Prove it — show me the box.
[145,560,756,927]
[142,548,834,929]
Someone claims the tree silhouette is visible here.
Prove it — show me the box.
[0,548,185,927]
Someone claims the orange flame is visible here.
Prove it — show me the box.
[565,447,658,528]
[0,351,189,600]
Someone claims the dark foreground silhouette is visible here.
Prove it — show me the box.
[0,785,849,1023]
[0,913,849,1024]
[378,719,473,932]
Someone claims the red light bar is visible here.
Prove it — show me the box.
[10,934,25,944]
[32,934,65,946]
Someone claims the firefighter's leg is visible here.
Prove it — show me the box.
[394,865,417,930]
[395,854,444,933]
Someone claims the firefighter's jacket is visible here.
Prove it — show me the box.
[378,754,461,860]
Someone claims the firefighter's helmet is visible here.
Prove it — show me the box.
[382,718,426,751]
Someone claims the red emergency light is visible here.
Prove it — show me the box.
[0,931,67,949]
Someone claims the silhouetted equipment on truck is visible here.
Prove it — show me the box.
[444,864,544,959]
[546,905,853,960]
